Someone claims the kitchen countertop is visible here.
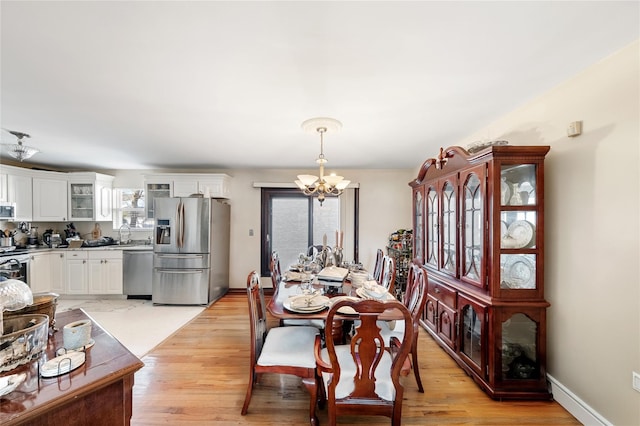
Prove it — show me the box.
[0,244,153,256]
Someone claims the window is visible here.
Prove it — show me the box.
[260,188,359,276]
[112,188,153,230]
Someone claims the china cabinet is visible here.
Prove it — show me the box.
[410,144,550,399]
[68,172,115,221]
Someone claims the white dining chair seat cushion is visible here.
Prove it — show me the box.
[283,319,326,329]
[320,345,395,401]
[379,319,406,345]
[257,326,319,368]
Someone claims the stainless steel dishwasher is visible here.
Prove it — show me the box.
[123,250,153,298]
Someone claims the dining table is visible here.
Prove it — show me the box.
[267,270,401,344]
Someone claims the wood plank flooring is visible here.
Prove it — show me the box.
[131,293,580,425]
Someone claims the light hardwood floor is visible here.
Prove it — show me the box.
[131,293,580,425]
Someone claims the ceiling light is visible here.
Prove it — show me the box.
[2,130,39,162]
[295,117,350,205]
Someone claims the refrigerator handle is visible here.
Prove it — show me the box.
[177,200,185,248]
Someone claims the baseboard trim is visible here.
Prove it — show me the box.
[547,374,611,425]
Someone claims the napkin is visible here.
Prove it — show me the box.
[284,271,305,282]
[289,293,325,309]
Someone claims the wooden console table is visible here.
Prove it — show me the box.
[0,308,144,425]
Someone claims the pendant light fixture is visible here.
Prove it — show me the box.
[295,117,350,205]
[2,129,39,162]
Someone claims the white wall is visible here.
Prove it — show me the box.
[456,40,639,426]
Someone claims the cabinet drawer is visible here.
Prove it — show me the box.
[428,280,457,309]
[88,250,122,260]
[66,251,88,260]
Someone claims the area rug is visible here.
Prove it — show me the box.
[56,298,204,358]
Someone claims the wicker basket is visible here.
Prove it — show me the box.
[4,292,59,333]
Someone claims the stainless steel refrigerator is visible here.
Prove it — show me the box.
[152,197,230,305]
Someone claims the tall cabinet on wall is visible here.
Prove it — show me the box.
[410,145,551,400]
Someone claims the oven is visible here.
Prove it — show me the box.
[0,252,29,285]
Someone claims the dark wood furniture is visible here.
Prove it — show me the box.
[242,271,320,426]
[409,145,551,399]
[0,309,144,425]
[314,298,413,426]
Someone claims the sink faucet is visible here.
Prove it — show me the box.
[119,223,131,245]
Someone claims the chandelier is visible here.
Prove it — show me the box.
[295,117,350,205]
[2,130,39,162]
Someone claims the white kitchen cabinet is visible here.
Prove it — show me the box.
[66,251,88,294]
[171,174,231,198]
[68,172,114,221]
[5,167,33,221]
[28,252,51,293]
[50,251,66,294]
[33,175,68,221]
[0,173,7,202]
[87,250,123,294]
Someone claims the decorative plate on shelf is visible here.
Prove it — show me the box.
[503,256,536,289]
[504,220,535,248]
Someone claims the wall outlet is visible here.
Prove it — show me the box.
[249,229,254,236]
[633,371,640,393]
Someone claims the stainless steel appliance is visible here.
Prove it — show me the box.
[152,197,230,305]
[0,251,29,285]
[0,203,16,220]
[123,250,153,298]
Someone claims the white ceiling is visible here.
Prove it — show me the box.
[1,1,638,171]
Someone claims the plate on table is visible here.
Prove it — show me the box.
[503,256,536,289]
[356,287,395,301]
[0,373,26,397]
[505,220,535,248]
[284,295,330,313]
[40,351,86,378]
[329,296,360,315]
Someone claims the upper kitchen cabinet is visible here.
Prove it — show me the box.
[33,173,68,221]
[143,173,231,219]
[171,174,231,198]
[67,172,115,221]
[3,165,34,221]
[0,173,7,203]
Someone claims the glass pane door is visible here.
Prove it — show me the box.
[462,171,483,284]
[441,180,457,275]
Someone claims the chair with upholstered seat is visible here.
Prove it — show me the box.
[314,298,413,426]
[241,270,320,425]
[270,251,325,330]
[380,260,428,392]
[378,254,396,295]
[372,248,384,282]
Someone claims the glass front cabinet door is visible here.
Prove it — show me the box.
[410,145,551,400]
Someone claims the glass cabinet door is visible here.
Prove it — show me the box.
[498,164,542,297]
[461,166,485,287]
[413,188,424,263]
[146,183,171,219]
[499,311,541,382]
[459,294,487,377]
[425,185,439,268]
[440,178,457,276]
[70,183,94,220]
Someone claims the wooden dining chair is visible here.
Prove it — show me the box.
[372,248,384,282]
[314,298,413,426]
[380,260,428,392]
[378,254,396,295]
[242,270,320,425]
